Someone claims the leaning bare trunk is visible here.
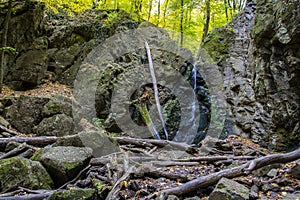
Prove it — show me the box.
[0,0,12,93]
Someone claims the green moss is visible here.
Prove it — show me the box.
[202,27,234,63]
[0,157,53,192]
[62,161,78,170]
[30,149,42,161]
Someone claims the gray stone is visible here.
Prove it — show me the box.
[48,188,95,200]
[42,96,73,117]
[267,168,278,177]
[35,114,75,136]
[208,178,249,200]
[165,195,179,200]
[0,157,53,192]
[78,130,120,157]
[54,130,120,157]
[184,197,201,200]
[31,146,93,187]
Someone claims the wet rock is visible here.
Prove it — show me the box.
[35,114,75,136]
[208,177,249,200]
[0,157,53,192]
[48,188,95,200]
[31,146,92,187]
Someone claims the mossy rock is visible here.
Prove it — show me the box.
[48,188,95,200]
[31,146,93,187]
[202,28,234,63]
[0,157,53,192]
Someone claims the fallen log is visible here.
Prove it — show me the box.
[174,155,256,163]
[114,137,198,154]
[0,136,57,147]
[0,192,53,200]
[148,149,300,198]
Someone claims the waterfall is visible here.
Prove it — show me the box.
[189,64,198,124]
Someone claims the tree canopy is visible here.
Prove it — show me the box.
[38,0,246,51]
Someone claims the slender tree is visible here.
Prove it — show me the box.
[223,0,229,21]
[162,0,169,27]
[157,0,161,25]
[0,0,12,93]
[179,0,184,47]
[148,0,153,21]
[201,0,210,43]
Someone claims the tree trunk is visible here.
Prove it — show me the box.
[162,0,169,27]
[224,0,229,21]
[0,0,12,93]
[201,0,210,43]
[157,0,161,25]
[148,0,153,21]
[179,0,184,47]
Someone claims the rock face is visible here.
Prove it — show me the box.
[74,22,210,143]
[0,0,138,90]
[208,178,249,200]
[1,0,46,90]
[0,157,53,192]
[202,0,299,151]
[32,146,93,187]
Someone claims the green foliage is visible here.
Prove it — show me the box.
[93,117,105,127]
[40,0,94,14]
[0,46,18,55]
[41,0,244,52]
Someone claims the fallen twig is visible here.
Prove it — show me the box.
[0,125,17,136]
[0,143,28,160]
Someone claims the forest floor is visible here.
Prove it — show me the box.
[0,83,299,199]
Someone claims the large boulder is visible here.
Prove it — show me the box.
[0,157,53,192]
[208,178,249,200]
[35,113,75,136]
[2,95,75,135]
[42,95,73,117]
[32,146,93,187]
[7,37,49,90]
[3,95,49,133]
[53,130,120,157]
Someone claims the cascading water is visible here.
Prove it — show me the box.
[189,63,211,144]
[188,64,198,124]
